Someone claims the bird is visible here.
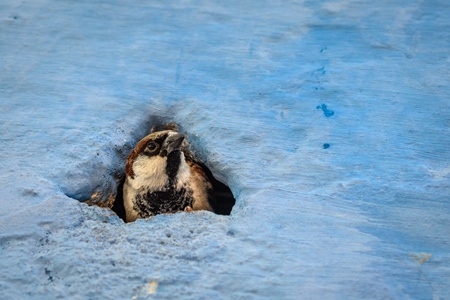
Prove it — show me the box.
[123,128,215,222]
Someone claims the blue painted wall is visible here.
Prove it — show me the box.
[1,1,449,298]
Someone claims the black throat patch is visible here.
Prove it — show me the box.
[134,187,193,217]
[166,150,182,184]
[134,150,193,217]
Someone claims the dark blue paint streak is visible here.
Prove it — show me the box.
[316,104,334,117]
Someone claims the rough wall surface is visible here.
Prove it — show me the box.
[1,1,449,299]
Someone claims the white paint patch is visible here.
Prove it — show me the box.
[132,281,158,299]
[408,253,432,265]
[427,166,450,178]
[322,2,346,14]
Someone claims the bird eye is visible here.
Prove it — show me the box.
[146,141,158,152]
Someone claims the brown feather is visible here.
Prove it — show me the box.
[187,160,207,178]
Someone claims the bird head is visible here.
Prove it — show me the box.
[125,130,186,183]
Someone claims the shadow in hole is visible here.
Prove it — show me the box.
[112,165,235,222]
[112,176,126,221]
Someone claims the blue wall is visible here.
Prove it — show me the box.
[0,1,449,298]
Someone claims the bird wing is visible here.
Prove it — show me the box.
[182,140,235,215]
[186,160,215,211]
[186,157,235,215]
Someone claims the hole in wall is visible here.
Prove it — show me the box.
[111,175,126,221]
[88,120,235,222]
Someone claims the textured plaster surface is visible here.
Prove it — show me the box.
[1,0,449,299]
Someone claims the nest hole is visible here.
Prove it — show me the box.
[109,122,236,222]
[81,121,236,222]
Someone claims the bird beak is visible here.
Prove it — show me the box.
[162,133,185,154]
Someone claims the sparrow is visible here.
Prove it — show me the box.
[123,129,215,222]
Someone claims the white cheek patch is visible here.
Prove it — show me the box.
[129,155,168,190]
